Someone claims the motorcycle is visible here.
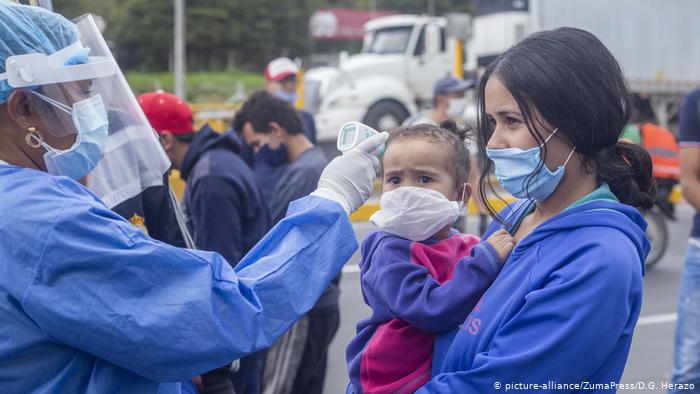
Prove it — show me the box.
[644,179,677,270]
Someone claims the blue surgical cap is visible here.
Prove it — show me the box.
[0,0,81,104]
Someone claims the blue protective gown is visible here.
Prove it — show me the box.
[0,163,357,393]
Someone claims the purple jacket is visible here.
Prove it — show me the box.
[346,230,502,394]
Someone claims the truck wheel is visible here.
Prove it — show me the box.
[363,101,409,131]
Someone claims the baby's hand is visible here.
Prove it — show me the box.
[486,229,516,263]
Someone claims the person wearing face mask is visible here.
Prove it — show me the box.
[0,3,389,393]
[413,27,656,393]
[403,76,484,230]
[233,90,337,394]
[139,90,271,394]
[264,57,316,144]
[345,121,514,394]
[234,91,325,226]
[253,57,319,204]
[402,76,472,128]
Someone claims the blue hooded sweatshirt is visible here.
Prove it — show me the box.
[417,196,649,393]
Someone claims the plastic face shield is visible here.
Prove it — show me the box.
[1,39,117,138]
[73,14,171,208]
[337,121,382,154]
[1,14,170,208]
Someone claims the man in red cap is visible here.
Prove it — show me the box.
[139,90,271,394]
[264,57,301,105]
[106,107,193,249]
[263,57,316,144]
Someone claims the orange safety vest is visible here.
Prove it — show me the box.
[640,123,680,180]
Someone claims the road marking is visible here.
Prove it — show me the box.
[636,313,678,326]
[342,265,361,274]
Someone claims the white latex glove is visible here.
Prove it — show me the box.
[312,131,389,214]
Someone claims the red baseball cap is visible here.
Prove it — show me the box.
[265,57,299,82]
[138,90,194,135]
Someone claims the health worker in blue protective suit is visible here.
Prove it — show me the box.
[412,28,657,393]
[0,2,388,393]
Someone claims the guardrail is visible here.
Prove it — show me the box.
[191,103,238,132]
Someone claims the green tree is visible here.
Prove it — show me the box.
[186,0,236,70]
[54,0,116,19]
[108,0,172,71]
[64,0,474,73]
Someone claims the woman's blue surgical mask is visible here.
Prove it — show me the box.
[30,91,109,180]
[486,128,576,201]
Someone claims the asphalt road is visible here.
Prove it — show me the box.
[322,204,695,393]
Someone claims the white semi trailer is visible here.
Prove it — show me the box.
[466,0,700,127]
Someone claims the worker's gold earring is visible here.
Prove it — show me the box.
[25,126,44,149]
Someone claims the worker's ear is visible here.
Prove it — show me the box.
[269,121,286,138]
[6,90,38,132]
[160,131,175,151]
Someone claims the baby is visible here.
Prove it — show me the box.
[345,121,514,394]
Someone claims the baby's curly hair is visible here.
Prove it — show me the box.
[385,120,474,186]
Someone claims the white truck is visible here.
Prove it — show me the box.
[307,0,699,145]
[466,0,700,127]
[304,14,470,143]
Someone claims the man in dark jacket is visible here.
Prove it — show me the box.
[233,91,338,394]
[140,90,270,394]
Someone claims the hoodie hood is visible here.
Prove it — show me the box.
[180,125,243,180]
[227,128,256,167]
[498,199,650,275]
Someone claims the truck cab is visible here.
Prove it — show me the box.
[307,15,456,142]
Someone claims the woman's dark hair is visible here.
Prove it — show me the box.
[477,27,656,221]
[385,120,473,186]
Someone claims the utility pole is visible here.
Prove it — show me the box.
[174,0,186,99]
[428,0,436,16]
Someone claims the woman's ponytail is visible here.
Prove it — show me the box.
[595,141,656,211]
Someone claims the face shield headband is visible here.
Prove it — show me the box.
[0,41,116,92]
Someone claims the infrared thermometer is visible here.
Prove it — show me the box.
[337,121,385,156]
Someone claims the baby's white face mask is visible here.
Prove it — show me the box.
[370,186,464,242]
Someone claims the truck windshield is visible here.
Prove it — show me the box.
[362,26,413,54]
